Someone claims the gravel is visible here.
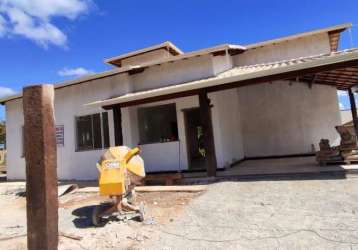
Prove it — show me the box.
[143,177,358,249]
[2,177,358,249]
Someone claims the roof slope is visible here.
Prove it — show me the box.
[0,43,246,104]
[0,23,352,105]
[246,23,351,49]
[87,48,358,108]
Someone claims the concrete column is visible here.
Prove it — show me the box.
[113,105,123,146]
[23,84,58,250]
[199,90,217,177]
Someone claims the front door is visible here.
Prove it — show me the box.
[184,108,206,170]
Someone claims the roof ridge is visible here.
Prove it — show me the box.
[236,48,358,69]
[246,23,352,49]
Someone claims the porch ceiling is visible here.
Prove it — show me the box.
[86,48,358,109]
[299,66,358,90]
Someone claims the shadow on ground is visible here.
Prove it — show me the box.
[72,205,97,228]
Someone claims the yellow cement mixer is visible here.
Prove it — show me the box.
[92,146,146,226]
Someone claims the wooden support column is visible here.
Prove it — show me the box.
[199,90,217,177]
[348,88,358,138]
[112,105,123,146]
[23,85,58,250]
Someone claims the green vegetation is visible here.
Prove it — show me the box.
[0,121,5,147]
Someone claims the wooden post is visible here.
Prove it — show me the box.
[348,88,358,139]
[23,85,58,250]
[199,90,217,177]
[113,105,123,146]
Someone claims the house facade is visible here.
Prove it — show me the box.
[3,23,357,180]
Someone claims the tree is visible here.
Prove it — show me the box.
[0,121,6,148]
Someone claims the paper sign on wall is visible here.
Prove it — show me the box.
[56,125,64,147]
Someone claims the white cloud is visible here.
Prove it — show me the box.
[0,86,16,98]
[58,67,94,77]
[337,90,348,97]
[0,15,6,36]
[0,0,92,48]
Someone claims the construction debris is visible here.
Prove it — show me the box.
[144,173,183,185]
[135,185,207,193]
[316,125,358,165]
[77,185,207,193]
[58,184,79,197]
[0,232,82,242]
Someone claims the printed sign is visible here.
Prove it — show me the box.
[56,125,64,147]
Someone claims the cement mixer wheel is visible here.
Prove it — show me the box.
[92,204,110,227]
[138,203,145,222]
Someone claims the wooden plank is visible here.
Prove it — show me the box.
[136,185,207,192]
[316,75,358,82]
[328,30,344,51]
[199,90,217,177]
[144,173,183,185]
[144,173,183,180]
[348,88,358,138]
[128,67,146,75]
[112,105,123,146]
[103,89,201,109]
[332,68,358,73]
[320,69,358,75]
[23,85,58,250]
[299,77,350,88]
[77,185,207,193]
[317,71,358,78]
[212,50,226,56]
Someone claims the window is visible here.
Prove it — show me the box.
[75,112,110,151]
[138,104,178,144]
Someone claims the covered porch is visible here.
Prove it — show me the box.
[88,49,358,177]
[183,156,358,180]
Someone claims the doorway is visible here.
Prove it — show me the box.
[184,108,206,170]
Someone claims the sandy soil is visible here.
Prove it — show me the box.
[3,176,358,249]
[144,177,358,249]
[0,182,201,250]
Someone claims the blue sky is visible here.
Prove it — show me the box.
[0,0,358,119]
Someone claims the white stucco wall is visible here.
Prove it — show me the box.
[212,53,233,75]
[6,54,219,180]
[234,33,331,66]
[121,92,242,172]
[209,89,244,167]
[5,32,343,180]
[340,109,353,125]
[238,81,341,157]
[6,73,132,180]
[6,99,25,179]
[6,79,342,179]
[121,49,172,67]
[122,96,200,172]
[131,55,214,91]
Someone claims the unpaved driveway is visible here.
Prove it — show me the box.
[143,177,358,249]
[1,177,358,249]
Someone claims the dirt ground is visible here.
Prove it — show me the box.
[2,176,358,249]
[0,182,201,250]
